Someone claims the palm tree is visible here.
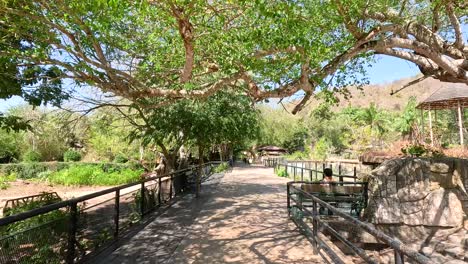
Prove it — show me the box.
[395,97,418,141]
[358,103,389,148]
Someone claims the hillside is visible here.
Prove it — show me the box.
[284,76,468,115]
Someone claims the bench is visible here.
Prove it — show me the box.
[298,183,368,217]
[3,192,62,216]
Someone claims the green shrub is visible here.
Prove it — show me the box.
[276,168,289,178]
[0,193,67,263]
[23,150,42,162]
[45,165,143,186]
[2,163,49,179]
[213,162,229,173]
[63,150,82,162]
[0,162,138,180]
[113,153,129,163]
[0,173,17,189]
[285,151,310,160]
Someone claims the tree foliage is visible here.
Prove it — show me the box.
[0,0,465,117]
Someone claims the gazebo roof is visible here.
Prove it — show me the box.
[417,84,468,110]
[257,145,287,152]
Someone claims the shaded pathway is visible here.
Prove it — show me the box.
[95,164,320,263]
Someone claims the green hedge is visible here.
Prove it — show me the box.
[45,165,143,186]
[0,161,143,179]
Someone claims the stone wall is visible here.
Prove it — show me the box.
[364,158,467,262]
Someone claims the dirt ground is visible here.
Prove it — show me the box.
[0,180,111,213]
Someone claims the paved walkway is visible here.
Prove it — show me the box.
[96,164,321,264]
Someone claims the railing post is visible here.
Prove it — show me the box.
[338,163,343,185]
[301,168,304,181]
[66,202,78,264]
[169,173,173,199]
[309,169,312,182]
[286,183,291,217]
[140,182,145,215]
[322,163,325,180]
[114,190,120,239]
[293,167,296,181]
[353,167,357,185]
[363,182,369,207]
[158,177,162,205]
[394,250,404,264]
[312,200,318,254]
[285,164,288,178]
[315,162,318,180]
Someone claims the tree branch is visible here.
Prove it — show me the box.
[445,1,464,50]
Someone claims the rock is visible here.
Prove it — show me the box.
[373,197,401,224]
[364,157,468,262]
[445,260,467,264]
[400,199,424,226]
[430,162,451,174]
[423,189,464,227]
[442,244,465,259]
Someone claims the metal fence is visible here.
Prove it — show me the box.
[0,162,220,264]
[271,161,359,182]
[287,181,434,264]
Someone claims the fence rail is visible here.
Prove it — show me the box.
[286,181,434,264]
[0,162,222,264]
[264,158,359,182]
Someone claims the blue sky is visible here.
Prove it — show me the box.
[0,55,429,112]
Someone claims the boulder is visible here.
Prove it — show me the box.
[367,158,467,228]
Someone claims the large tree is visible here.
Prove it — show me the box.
[0,0,466,114]
[127,91,259,172]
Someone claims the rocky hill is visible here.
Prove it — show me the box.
[285,76,468,114]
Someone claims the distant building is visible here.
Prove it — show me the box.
[257,146,288,157]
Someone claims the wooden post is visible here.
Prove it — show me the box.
[287,183,291,217]
[458,100,464,146]
[66,203,78,264]
[420,108,425,143]
[428,106,434,147]
[114,190,120,239]
[140,182,145,215]
[312,201,318,254]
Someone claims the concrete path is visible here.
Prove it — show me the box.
[96,164,321,264]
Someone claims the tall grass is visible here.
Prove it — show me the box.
[45,165,142,186]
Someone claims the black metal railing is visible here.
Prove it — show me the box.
[0,162,222,264]
[273,162,358,182]
[286,181,434,264]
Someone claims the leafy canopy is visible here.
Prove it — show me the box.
[1,0,465,117]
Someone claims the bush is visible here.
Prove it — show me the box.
[276,167,288,178]
[63,150,82,162]
[0,162,138,180]
[213,162,229,173]
[285,151,310,160]
[23,150,42,162]
[113,153,129,163]
[45,165,143,186]
[0,163,49,179]
[0,174,16,190]
[0,193,67,263]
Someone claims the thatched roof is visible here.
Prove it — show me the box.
[417,84,468,110]
[257,145,287,152]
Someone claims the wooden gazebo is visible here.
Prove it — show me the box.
[416,85,468,146]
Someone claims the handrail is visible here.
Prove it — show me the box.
[287,182,434,264]
[285,159,360,164]
[0,162,216,226]
[281,164,357,179]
